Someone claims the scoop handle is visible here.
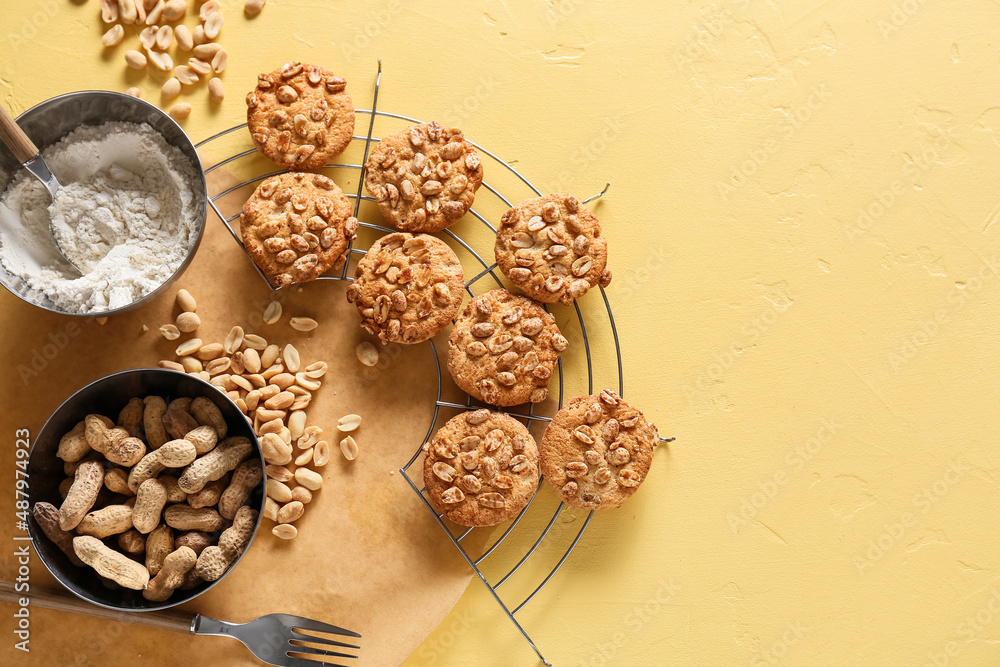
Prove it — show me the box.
[0,101,39,164]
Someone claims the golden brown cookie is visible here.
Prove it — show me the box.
[447,289,567,406]
[423,409,539,527]
[246,61,355,170]
[346,233,465,344]
[539,390,658,510]
[364,121,483,232]
[495,194,611,305]
[240,172,358,287]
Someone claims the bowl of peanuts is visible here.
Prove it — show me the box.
[26,367,264,611]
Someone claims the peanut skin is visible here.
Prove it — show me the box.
[146,524,174,577]
[133,479,168,534]
[59,458,104,531]
[143,546,197,601]
[195,506,257,581]
[164,504,224,531]
[76,504,134,539]
[218,459,262,519]
[143,396,169,449]
[190,396,228,439]
[117,397,145,438]
[56,421,91,462]
[163,398,199,440]
[73,535,149,590]
[32,502,85,566]
[179,436,252,493]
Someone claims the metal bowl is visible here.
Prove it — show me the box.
[26,368,263,612]
[0,90,207,316]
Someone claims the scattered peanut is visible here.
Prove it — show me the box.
[175,23,193,50]
[175,311,200,333]
[208,77,225,103]
[211,48,227,73]
[161,0,187,22]
[289,317,318,332]
[294,467,323,491]
[356,341,379,367]
[263,301,282,325]
[102,24,125,47]
[176,289,197,312]
[124,50,148,69]
[339,436,358,461]
[272,524,297,539]
[244,0,266,16]
[125,87,142,98]
[169,102,192,120]
[337,414,362,432]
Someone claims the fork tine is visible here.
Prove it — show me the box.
[290,629,361,650]
[281,655,353,667]
[277,614,361,638]
[286,643,359,660]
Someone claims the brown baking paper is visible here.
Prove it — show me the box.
[0,157,494,666]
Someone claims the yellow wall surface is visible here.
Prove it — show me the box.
[3,0,1000,665]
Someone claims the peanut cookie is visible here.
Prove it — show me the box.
[240,172,358,287]
[346,233,465,344]
[246,61,355,170]
[423,409,539,527]
[364,121,483,232]
[447,289,567,406]
[539,390,658,510]
[495,194,612,305]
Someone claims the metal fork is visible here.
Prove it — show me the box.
[0,580,360,667]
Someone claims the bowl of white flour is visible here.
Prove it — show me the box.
[0,91,206,315]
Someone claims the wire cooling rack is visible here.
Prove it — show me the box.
[195,61,667,666]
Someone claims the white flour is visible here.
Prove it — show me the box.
[0,121,201,313]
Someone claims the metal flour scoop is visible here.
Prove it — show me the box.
[0,100,84,272]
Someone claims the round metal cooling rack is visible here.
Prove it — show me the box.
[194,61,664,666]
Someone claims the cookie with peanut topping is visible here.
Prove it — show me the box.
[364,121,484,232]
[246,61,355,170]
[539,390,658,510]
[447,289,567,406]
[423,409,539,527]
[240,172,358,287]
[346,233,465,344]
[495,194,611,305]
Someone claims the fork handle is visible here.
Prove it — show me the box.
[0,101,39,164]
[0,580,194,634]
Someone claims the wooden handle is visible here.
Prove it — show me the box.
[0,101,39,164]
[0,580,195,634]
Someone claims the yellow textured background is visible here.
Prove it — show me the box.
[3,0,1000,665]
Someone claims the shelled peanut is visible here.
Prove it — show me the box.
[33,389,261,599]
[157,289,332,540]
[95,1,249,115]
